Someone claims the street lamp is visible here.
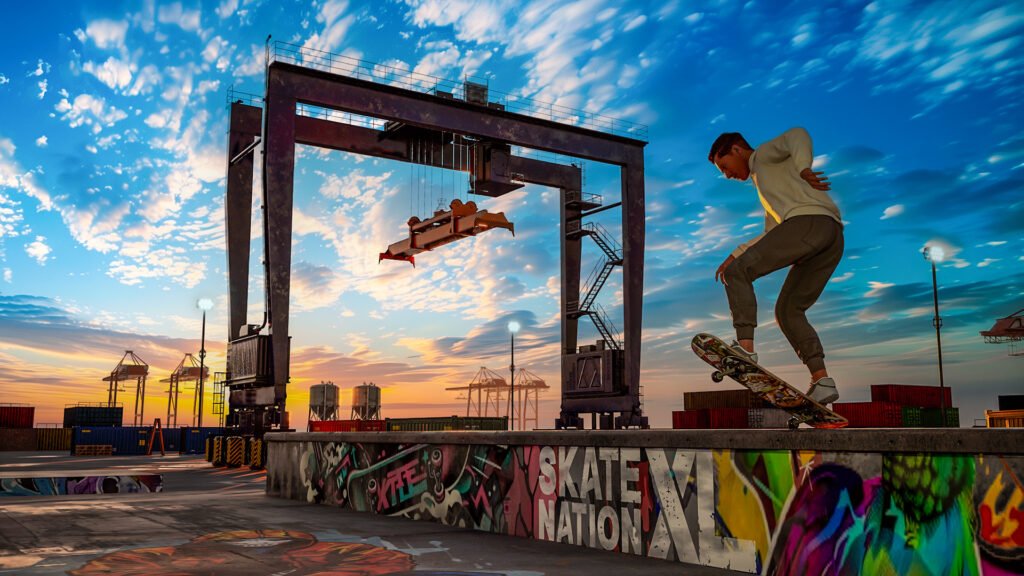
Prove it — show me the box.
[196,298,214,428]
[922,245,947,427]
[507,320,521,431]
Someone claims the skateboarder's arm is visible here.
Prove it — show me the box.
[756,126,813,172]
[730,213,777,258]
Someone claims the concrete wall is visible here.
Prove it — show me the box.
[267,429,1024,575]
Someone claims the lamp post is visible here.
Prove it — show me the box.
[922,246,947,427]
[508,320,520,431]
[197,298,214,428]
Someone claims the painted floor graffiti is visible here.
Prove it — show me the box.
[0,477,737,575]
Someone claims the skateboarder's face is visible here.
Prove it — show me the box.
[714,145,750,181]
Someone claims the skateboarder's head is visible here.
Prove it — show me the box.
[708,132,753,181]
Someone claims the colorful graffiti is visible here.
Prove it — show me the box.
[274,441,1024,575]
[68,529,507,575]
[0,474,162,497]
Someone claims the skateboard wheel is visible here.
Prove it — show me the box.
[788,418,801,430]
[712,371,724,383]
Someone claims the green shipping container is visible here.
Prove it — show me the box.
[921,407,959,427]
[901,407,923,427]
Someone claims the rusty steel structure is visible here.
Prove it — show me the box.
[102,350,149,426]
[160,353,208,427]
[982,308,1024,357]
[224,42,648,433]
[446,367,512,419]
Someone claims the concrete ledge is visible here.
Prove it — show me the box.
[266,427,1024,454]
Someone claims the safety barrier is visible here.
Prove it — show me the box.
[226,436,244,467]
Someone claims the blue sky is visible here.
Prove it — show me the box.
[0,0,1021,428]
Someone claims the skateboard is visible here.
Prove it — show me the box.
[691,333,848,429]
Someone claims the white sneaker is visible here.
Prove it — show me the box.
[807,377,839,405]
[729,340,758,364]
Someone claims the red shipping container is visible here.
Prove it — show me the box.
[870,385,952,409]
[0,405,34,428]
[708,407,749,429]
[672,410,710,429]
[833,401,903,428]
[308,420,385,432]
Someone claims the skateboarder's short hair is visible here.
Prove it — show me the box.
[708,133,752,163]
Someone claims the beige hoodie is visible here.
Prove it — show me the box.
[732,127,843,258]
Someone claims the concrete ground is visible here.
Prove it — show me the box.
[0,452,743,575]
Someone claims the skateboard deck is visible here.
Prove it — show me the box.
[691,333,848,429]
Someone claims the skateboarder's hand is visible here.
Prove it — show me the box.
[715,255,735,285]
[800,168,831,191]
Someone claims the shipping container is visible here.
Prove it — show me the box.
[901,406,923,427]
[385,416,508,431]
[986,409,1024,428]
[0,404,35,428]
[308,420,386,432]
[748,408,791,429]
[707,407,749,429]
[683,389,767,410]
[35,427,72,451]
[71,427,152,455]
[998,395,1024,411]
[833,401,902,428]
[671,410,709,429]
[0,428,37,451]
[180,427,225,454]
[870,385,952,409]
[63,404,123,427]
[920,407,960,427]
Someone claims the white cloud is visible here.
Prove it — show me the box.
[865,281,894,298]
[55,93,128,132]
[27,59,50,77]
[684,12,703,24]
[2,268,10,283]
[216,0,238,19]
[35,135,47,148]
[405,0,512,44]
[37,79,47,99]
[25,235,51,264]
[880,204,904,220]
[0,74,8,85]
[854,2,1024,108]
[202,36,234,71]
[82,19,129,51]
[623,14,646,32]
[158,2,201,32]
[83,57,134,91]
[978,258,1000,267]
[830,272,854,283]
[303,0,356,54]
[0,137,52,210]
[108,247,206,288]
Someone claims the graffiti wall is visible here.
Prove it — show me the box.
[267,441,1024,575]
[0,474,162,497]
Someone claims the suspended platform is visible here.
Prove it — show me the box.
[379,198,514,266]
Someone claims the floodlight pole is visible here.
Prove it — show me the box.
[930,258,947,427]
[198,308,207,428]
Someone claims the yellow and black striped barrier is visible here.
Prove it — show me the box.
[226,436,244,467]
[205,437,213,462]
[249,437,264,470]
[212,436,224,466]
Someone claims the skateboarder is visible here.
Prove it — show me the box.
[707,127,843,405]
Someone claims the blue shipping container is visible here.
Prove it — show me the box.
[72,427,153,455]
[179,427,225,454]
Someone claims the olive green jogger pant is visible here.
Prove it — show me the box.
[723,215,844,373]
